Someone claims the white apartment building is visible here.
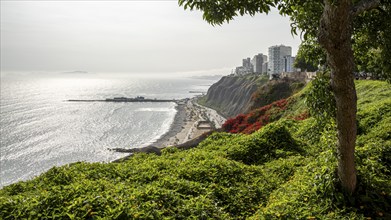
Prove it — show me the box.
[268,45,292,77]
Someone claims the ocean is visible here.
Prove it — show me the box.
[0,73,218,187]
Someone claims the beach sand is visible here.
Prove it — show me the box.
[147,98,225,148]
[110,98,226,161]
[150,98,226,148]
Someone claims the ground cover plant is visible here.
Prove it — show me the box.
[1,80,390,219]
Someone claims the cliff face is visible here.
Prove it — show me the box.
[201,75,261,118]
[201,75,306,118]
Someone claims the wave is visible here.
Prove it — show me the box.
[135,107,175,112]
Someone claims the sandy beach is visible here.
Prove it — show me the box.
[110,98,226,160]
[150,98,226,148]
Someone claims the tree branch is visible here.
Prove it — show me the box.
[351,0,381,17]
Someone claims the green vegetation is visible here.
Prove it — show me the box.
[1,80,390,219]
[179,0,391,195]
[250,78,306,111]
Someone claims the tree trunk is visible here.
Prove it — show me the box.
[318,0,357,194]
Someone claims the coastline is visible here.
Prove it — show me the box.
[111,97,226,160]
[150,97,226,148]
[149,101,187,148]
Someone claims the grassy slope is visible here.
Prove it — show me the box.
[1,80,390,219]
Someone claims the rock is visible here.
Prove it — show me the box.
[109,146,161,155]
[203,75,259,118]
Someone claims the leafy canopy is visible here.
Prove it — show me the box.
[178,0,321,34]
[178,0,278,25]
[352,3,391,80]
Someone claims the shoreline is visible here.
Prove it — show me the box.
[111,97,226,160]
[149,101,187,148]
[150,97,226,148]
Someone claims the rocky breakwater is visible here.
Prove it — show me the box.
[200,75,262,118]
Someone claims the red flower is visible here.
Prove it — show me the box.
[293,111,309,121]
[222,97,298,134]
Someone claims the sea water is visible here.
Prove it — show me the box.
[0,73,217,187]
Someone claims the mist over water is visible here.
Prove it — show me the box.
[0,73,216,187]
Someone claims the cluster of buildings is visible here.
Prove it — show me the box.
[233,44,298,79]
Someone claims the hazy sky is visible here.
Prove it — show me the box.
[1,1,301,75]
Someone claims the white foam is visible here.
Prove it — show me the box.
[135,107,175,112]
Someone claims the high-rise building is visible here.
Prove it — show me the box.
[242,57,253,73]
[262,62,268,74]
[268,45,292,77]
[283,55,296,73]
[251,53,267,74]
[235,58,253,75]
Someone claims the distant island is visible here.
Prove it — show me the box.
[61,70,89,74]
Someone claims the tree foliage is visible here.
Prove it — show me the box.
[305,72,336,124]
[353,2,391,80]
[294,38,324,71]
[178,0,277,25]
[292,1,391,80]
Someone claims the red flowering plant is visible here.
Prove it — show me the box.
[222,98,295,134]
[222,114,247,133]
[292,111,310,121]
[274,99,289,110]
[242,121,263,134]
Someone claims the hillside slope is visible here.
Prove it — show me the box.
[222,79,310,134]
[200,74,305,118]
[1,80,390,219]
[199,75,262,118]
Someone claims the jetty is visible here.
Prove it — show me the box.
[67,96,180,103]
[188,91,205,94]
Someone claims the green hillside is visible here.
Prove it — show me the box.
[1,80,390,219]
